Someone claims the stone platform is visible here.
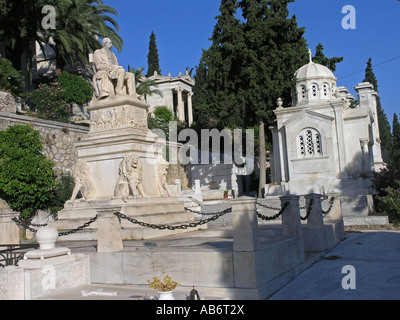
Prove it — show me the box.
[50,197,200,241]
[59,226,306,300]
[55,220,343,300]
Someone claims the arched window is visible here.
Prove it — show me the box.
[300,85,307,100]
[298,128,322,157]
[311,83,319,99]
[323,83,330,98]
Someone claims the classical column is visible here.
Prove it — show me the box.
[177,87,185,122]
[360,138,371,173]
[187,92,193,126]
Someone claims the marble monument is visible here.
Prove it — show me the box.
[51,39,197,243]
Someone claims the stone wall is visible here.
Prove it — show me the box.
[0,113,89,175]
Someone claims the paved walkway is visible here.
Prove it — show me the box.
[269,230,400,300]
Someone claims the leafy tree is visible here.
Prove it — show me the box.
[0,125,57,219]
[146,31,161,77]
[363,57,393,164]
[0,0,122,77]
[0,58,25,97]
[0,0,44,72]
[55,71,93,105]
[239,0,309,196]
[39,0,122,74]
[193,0,245,129]
[312,43,343,71]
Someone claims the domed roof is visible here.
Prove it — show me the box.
[294,61,337,82]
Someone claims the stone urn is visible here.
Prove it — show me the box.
[36,226,59,250]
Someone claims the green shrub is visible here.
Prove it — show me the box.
[148,106,174,139]
[49,173,76,216]
[0,58,25,97]
[372,162,400,223]
[30,82,72,123]
[0,125,57,219]
[376,181,400,224]
[154,106,174,122]
[56,72,93,105]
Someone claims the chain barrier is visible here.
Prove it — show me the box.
[322,197,335,214]
[114,207,232,231]
[58,215,99,237]
[256,202,289,221]
[300,198,314,221]
[11,217,45,233]
[11,197,335,236]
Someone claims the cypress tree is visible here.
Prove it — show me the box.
[146,31,161,77]
[391,113,400,163]
[238,0,309,196]
[312,43,343,72]
[363,57,393,164]
[193,0,245,128]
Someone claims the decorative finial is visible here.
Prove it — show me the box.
[277,97,283,109]
[308,49,312,63]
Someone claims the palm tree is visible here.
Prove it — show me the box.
[41,0,122,75]
[128,66,163,98]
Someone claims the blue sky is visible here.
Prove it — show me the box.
[104,0,400,127]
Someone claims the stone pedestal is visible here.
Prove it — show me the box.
[280,195,304,260]
[19,226,75,270]
[0,210,20,245]
[231,197,259,252]
[55,96,198,242]
[303,194,329,251]
[97,207,123,253]
[0,266,24,300]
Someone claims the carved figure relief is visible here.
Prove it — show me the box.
[89,106,147,132]
[114,153,145,201]
[157,159,173,198]
[69,160,97,202]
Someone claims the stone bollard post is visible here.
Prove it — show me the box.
[280,195,302,238]
[0,211,20,245]
[325,193,343,222]
[280,195,304,261]
[230,197,259,252]
[304,193,329,251]
[305,193,324,228]
[230,197,259,289]
[324,193,345,244]
[96,207,123,253]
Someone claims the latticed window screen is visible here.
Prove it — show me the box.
[301,86,307,99]
[323,84,329,97]
[298,129,322,157]
[312,84,318,98]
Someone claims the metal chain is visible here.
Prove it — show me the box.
[11,217,39,233]
[300,198,314,221]
[322,197,335,214]
[256,201,282,211]
[184,206,221,216]
[114,208,232,231]
[58,215,99,237]
[257,202,289,221]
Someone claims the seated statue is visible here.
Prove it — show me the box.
[92,38,138,100]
